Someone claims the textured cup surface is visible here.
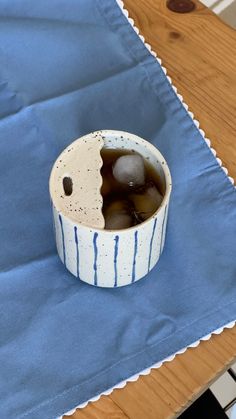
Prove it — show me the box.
[49,130,172,287]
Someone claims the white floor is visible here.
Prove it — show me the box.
[201,0,236,28]
[202,0,234,13]
[210,362,236,418]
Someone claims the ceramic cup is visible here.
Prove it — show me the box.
[49,130,172,287]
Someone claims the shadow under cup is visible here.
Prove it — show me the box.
[50,130,172,288]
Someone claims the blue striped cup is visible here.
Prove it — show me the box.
[49,130,172,287]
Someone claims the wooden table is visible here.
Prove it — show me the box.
[67,1,236,417]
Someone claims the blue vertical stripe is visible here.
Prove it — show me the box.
[74,226,79,278]
[148,218,157,272]
[93,232,98,286]
[131,231,138,283]
[59,214,66,266]
[160,206,168,254]
[114,235,119,287]
[52,211,56,237]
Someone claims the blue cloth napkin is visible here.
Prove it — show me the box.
[0,1,236,418]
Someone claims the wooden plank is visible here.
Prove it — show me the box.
[68,397,128,419]
[68,0,236,417]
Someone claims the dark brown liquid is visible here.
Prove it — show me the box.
[101,148,164,230]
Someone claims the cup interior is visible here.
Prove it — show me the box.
[102,131,170,199]
[49,130,172,231]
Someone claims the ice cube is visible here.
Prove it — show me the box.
[104,199,133,230]
[131,183,163,221]
[112,154,145,187]
[104,200,130,213]
[105,212,133,230]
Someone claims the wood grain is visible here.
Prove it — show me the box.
[66,1,236,417]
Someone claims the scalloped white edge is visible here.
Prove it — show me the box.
[58,3,236,417]
[58,322,236,418]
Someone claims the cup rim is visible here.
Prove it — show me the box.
[49,130,172,233]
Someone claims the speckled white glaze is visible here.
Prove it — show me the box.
[50,130,172,287]
[50,133,104,229]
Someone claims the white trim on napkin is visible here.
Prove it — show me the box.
[116,1,235,189]
[58,322,235,417]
